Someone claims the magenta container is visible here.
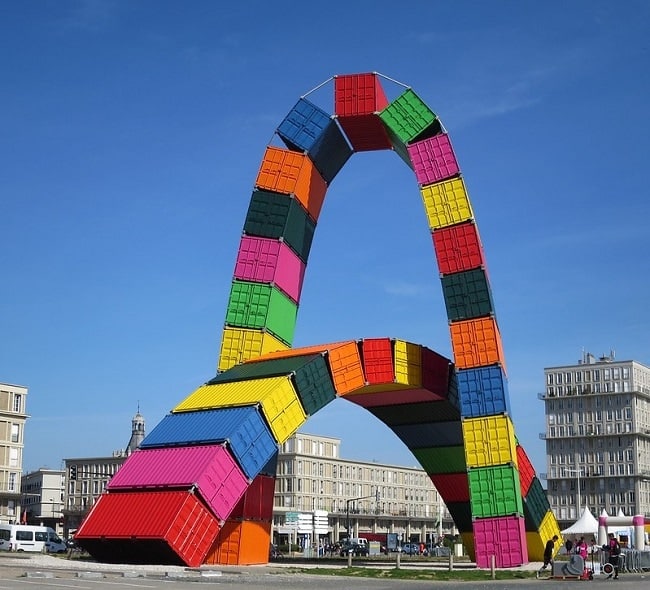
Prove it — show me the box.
[107,444,249,521]
[407,133,460,185]
[472,515,528,568]
[234,235,305,303]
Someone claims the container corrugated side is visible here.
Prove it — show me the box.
[308,119,354,183]
[472,515,527,568]
[337,113,392,151]
[412,445,467,475]
[450,317,506,372]
[468,465,524,518]
[107,445,248,521]
[139,407,277,480]
[242,340,351,363]
[390,420,464,450]
[525,510,563,562]
[233,236,305,303]
[334,73,388,117]
[242,190,316,263]
[229,474,275,520]
[209,354,321,385]
[394,340,422,386]
[174,377,307,445]
[523,477,551,531]
[432,221,485,275]
[457,364,511,419]
[218,327,288,373]
[408,133,460,185]
[379,88,439,144]
[446,501,473,532]
[462,415,518,469]
[290,354,337,415]
[441,268,495,322]
[255,147,327,221]
[516,443,536,497]
[225,281,297,345]
[204,519,272,565]
[420,177,474,230]
[277,98,331,153]
[369,399,460,424]
[75,490,219,567]
[430,472,470,503]
[343,387,446,409]
[326,340,366,394]
[421,346,452,399]
[361,338,394,384]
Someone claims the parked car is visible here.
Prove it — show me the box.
[339,541,368,557]
[400,543,420,555]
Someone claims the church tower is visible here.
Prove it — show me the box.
[125,405,145,455]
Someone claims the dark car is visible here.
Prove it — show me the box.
[339,542,368,557]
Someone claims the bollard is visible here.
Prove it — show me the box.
[491,554,496,579]
[448,550,453,571]
[347,548,352,568]
[396,549,401,569]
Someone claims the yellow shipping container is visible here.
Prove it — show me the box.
[526,510,563,562]
[394,340,422,386]
[174,376,306,444]
[420,177,474,230]
[218,327,289,372]
[462,414,518,468]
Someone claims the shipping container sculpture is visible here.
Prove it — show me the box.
[76,73,561,568]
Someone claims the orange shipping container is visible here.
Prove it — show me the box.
[449,317,506,372]
[204,519,272,565]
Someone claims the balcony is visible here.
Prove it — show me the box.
[539,432,547,440]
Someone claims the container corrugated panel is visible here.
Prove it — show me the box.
[450,317,506,371]
[472,515,527,568]
[462,414,518,469]
[447,369,460,411]
[457,364,511,419]
[391,419,464,450]
[515,443,536,497]
[242,340,352,363]
[209,354,322,385]
[307,118,354,184]
[361,338,394,384]
[174,377,307,445]
[204,519,272,565]
[525,510,562,562]
[446,501,473,532]
[326,340,366,394]
[523,477,551,532]
[337,114,392,151]
[468,465,524,519]
[430,472,470,503]
[432,221,485,275]
[229,474,276,520]
[243,190,316,263]
[75,490,219,567]
[233,236,306,304]
[394,340,422,386]
[408,133,460,185]
[421,346,452,399]
[225,281,297,345]
[107,445,248,522]
[334,72,389,117]
[379,88,439,144]
[259,450,278,476]
[218,327,288,373]
[369,400,460,426]
[412,445,467,475]
[420,177,474,230]
[255,147,327,221]
[139,407,278,480]
[277,98,332,153]
[343,387,446,409]
[442,268,495,322]
[461,531,475,562]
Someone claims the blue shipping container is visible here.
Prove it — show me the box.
[457,364,511,418]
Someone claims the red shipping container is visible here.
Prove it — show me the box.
[516,444,536,497]
[204,519,272,565]
[430,472,470,503]
[421,347,452,398]
[432,221,486,275]
[334,73,389,117]
[361,338,394,384]
[107,444,249,522]
[75,490,219,567]
[234,235,306,303]
[408,133,460,185]
[229,474,275,520]
[472,515,528,568]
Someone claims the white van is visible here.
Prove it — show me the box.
[0,525,67,553]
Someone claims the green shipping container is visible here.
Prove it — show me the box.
[225,281,297,345]
[523,477,552,532]
[441,268,495,322]
[412,445,467,475]
[468,464,524,518]
[379,88,440,144]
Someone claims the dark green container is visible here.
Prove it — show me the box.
[468,464,524,518]
[379,88,440,144]
[446,501,473,532]
[412,445,467,475]
[370,400,460,426]
[243,190,316,262]
[441,268,495,322]
[523,477,552,531]
[225,280,297,345]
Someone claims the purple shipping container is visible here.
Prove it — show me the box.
[408,133,460,185]
[108,444,249,521]
[234,236,306,303]
[472,515,528,568]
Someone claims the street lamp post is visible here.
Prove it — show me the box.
[345,489,380,543]
[564,467,583,517]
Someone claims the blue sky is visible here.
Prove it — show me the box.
[2,1,649,478]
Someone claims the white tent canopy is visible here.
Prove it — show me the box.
[561,506,599,537]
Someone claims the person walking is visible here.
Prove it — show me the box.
[537,535,559,578]
[605,533,621,579]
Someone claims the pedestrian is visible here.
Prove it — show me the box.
[575,536,588,560]
[537,534,559,577]
[604,533,621,579]
[565,537,574,554]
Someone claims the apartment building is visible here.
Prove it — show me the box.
[20,468,64,533]
[541,351,650,529]
[0,382,27,525]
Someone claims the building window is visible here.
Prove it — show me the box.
[10,424,19,443]
[13,394,21,413]
[8,473,16,492]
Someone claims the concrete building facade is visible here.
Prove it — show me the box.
[541,351,650,529]
[20,469,64,533]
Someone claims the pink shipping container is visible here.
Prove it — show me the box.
[107,444,249,522]
[408,133,460,185]
[75,490,220,567]
[472,515,528,568]
[229,473,275,520]
[234,235,306,303]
